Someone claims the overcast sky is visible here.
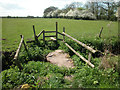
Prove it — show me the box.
[0,0,119,17]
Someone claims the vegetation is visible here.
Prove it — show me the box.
[1,40,119,89]
[43,1,118,21]
[1,18,119,89]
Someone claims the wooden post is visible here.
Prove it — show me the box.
[88,52,92,62]
[14,36,24,70]
[20,35,28,52]
[63,27,65,41]
[64,42,94,68]
[33,25,38,41]
[99,27,103,38]
[43,30,45,45]
[56,22,58,41]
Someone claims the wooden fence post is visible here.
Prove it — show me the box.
[14,35,24,70]
[20,35,28,52]
[56,22,58,41]
[63,27,65,41]
[43,30,45,45]
[33,25,38,41]
[99,27,103,38]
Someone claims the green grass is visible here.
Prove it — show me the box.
[2,18,118,51]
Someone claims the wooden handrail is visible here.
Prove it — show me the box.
[62,32,96,53]
[64,42,94,68]
[58,32,64,36]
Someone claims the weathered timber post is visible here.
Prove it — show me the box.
[63,27,65,41]
[33,25,38,41]
[56,22,58,45]
[20,35,28,52]
[43,30,45,45]
[99,27,103,38]
[13,35,24,70]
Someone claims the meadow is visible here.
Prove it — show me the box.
[2,18,118,51]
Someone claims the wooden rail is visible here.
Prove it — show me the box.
[62,32,96,53]
[45,35,56,37]
[45,31,56,33]
[64,42,94,68]
[37,30,43,37]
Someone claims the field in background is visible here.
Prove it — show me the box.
[2,18,118,51]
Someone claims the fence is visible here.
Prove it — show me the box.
[14,22,98,70]
[33,22,64,45]
[62,32,96,68]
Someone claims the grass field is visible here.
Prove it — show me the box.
[2,18,118,51]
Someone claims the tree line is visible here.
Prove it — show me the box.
[44,1,119,21]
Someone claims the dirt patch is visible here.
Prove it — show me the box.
[46,50,74,68]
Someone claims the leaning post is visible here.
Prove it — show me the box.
[20,35,28,52]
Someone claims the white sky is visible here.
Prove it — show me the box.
[0,0,119,17]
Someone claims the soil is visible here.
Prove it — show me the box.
[46,50,74,68]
